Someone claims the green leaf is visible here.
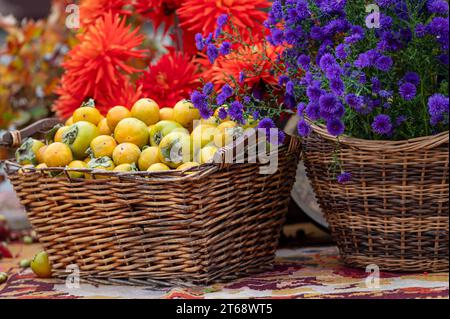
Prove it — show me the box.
[15,138,37,165]
[46,124,63,144]
[81,98,96,108]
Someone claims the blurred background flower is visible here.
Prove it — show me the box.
[0,0,74,129]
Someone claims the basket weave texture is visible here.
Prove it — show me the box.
[303,122,449,272]
[4,125,301,285]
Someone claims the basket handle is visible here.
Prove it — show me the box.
[212,128,299,170]
[0,118,61,149]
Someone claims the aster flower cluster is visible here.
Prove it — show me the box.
[267,0,449,140]
[191,15,292,145]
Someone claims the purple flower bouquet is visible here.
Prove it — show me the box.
[266,0,449,272]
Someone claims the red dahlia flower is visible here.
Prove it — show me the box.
[201,43,280,89]
[53,12,146,118]
[134,0,183,31]
[137,50,201,108]
[177,0,270,39]
[79,0,131,27]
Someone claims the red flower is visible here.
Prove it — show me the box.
[137,50,201,108]
[79,0,131,27]
[134,0,183,31]
[177,0,270,39]
[201,43,280,88]
[53,12,146,118]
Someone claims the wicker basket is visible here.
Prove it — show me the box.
[1,119,301,285]
[302,121,449,272]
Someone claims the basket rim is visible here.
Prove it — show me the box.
[2,135,298,181]
[2,159,220,182]
[306,119,449,152]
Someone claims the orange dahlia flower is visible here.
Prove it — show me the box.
[137,50,201,108]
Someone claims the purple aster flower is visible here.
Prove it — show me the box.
[345,94,363,109]
[337,172,352,184]
[286,81,295,96]
[427,0,449,14]
[221,84,233,97]
[278,75,289,86]
[270,28,284,45]
[217,107,228,120]
[195,33,205,51]
[199,105,213,119]
[297,54,311,69]
[219,42,231,55]
[297,102,306,116]
[377,31,402,52]
[372,114,393,135]
[243,96,251,105]
[325,65,343,80]
[191,91,208,109]
[428,94,449,123]
[379,90,393,99]
[416,24,427,38]
[217,14,228,28]
[229,101,244,123]
[318,0,347,14]
[206,44,218,63]
[304,71,314,85]
[399,82,417,101]
[258,117,280,143]
[379,14,393,29]
[306,83,323,102]
[344,25,365,44]
[239,71,245,83]
[202,82,214,96]
[376,0,394,7]
[319,53,337,71]
[335,44,350,60]
[297,118,311,137]
[204,33,213,45]
[319,93,338,112]
[271,0,283,20]
[431,114,445,125]
[330,78,345,96]
[216,93,227,106]
[305,102,321,120]
[354,53,371,68]
[327,118,345,136]
[426,17,449,40]
[285,27,303,45]
[333,102,345,118]
[375,55,393,72]
[277,130,286,145]
[258,117,276,130]
[402,72,420,86]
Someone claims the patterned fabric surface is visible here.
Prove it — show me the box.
[0,244,448,299]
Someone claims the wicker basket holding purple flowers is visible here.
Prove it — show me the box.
[266,0,449,272]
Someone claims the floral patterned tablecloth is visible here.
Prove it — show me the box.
[0,244,448,299]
